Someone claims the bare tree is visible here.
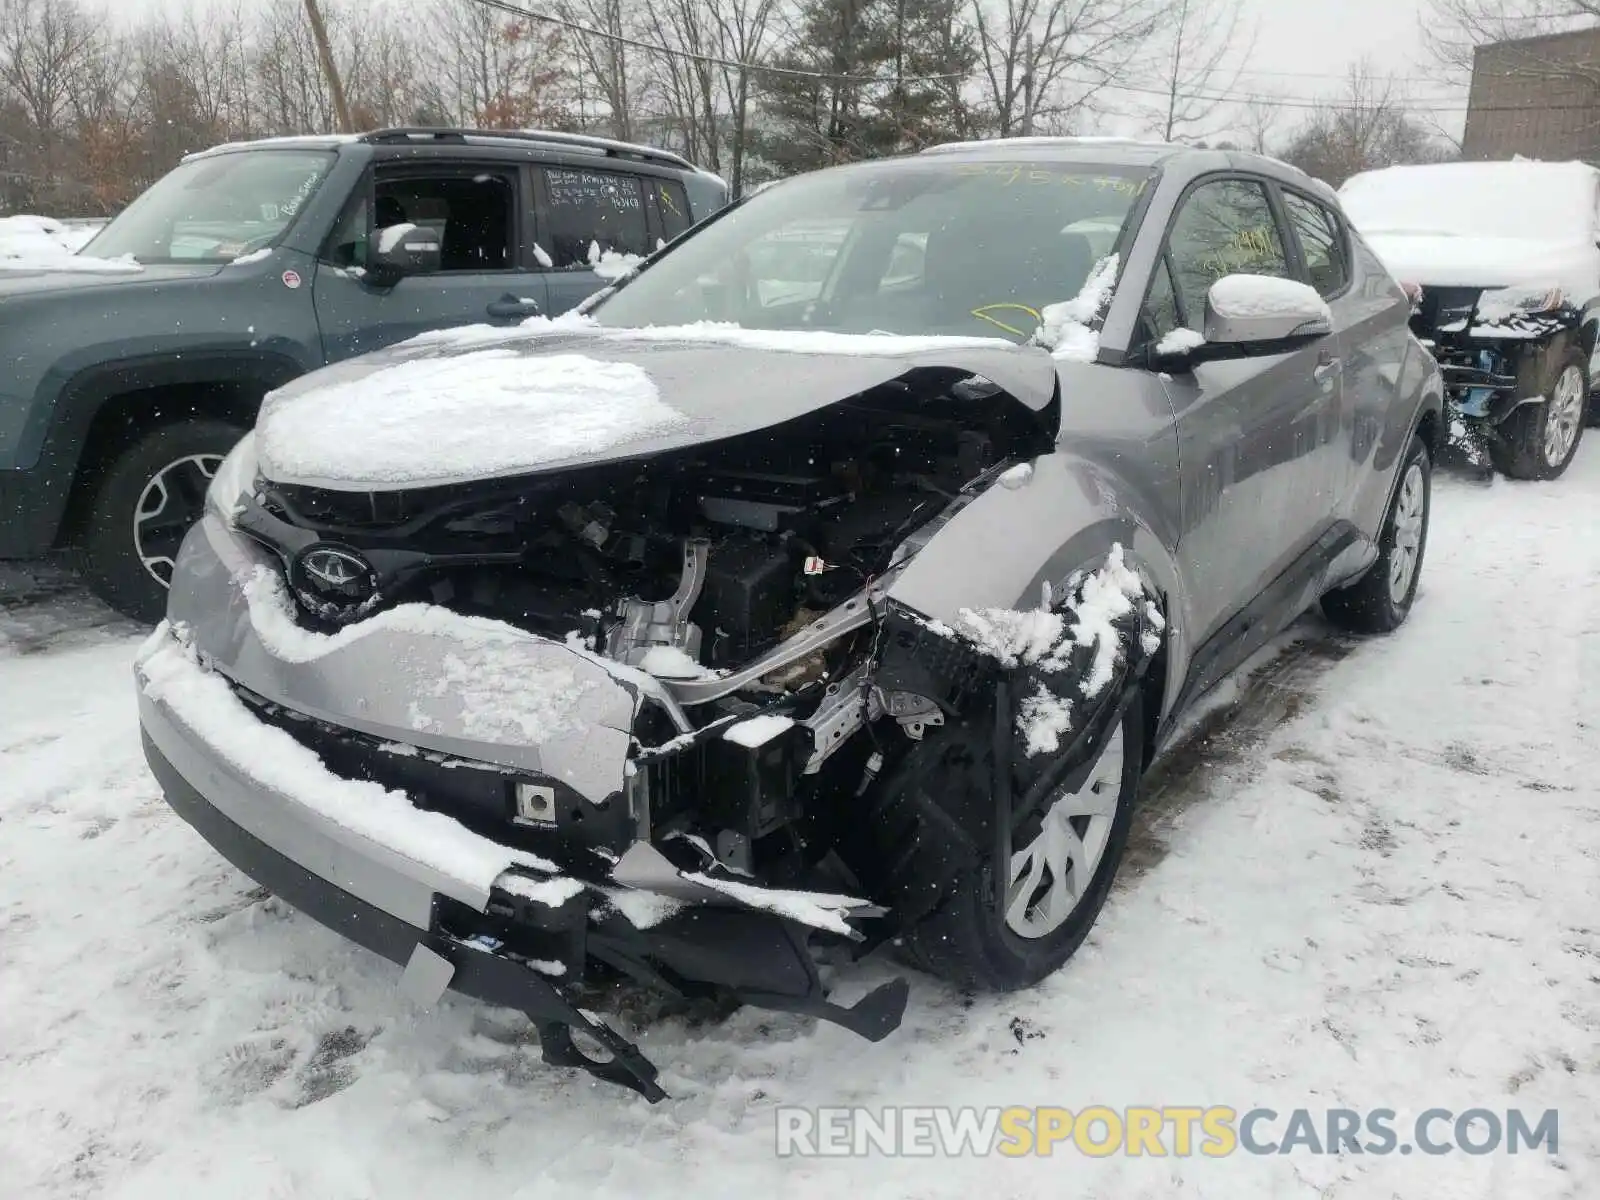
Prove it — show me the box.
[559,0,640,139]
[1238,94,1280,154]
[1147,0,1253,142]
[641,0,723,167]
[433,0,570,128]
[707,0,780,195]
[1279,59,1446,187]
[0,0,100,205]
[968,0,1162,137]
[1425,0,1600,82]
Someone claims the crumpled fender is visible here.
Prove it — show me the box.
[885,449,1189,727]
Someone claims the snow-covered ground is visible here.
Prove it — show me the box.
[3,455,1597,1198]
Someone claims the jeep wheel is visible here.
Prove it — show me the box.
[900,690,1143,992]
[72,418,246,623]
[1490,343,1587,480]
[1322,435,1431,635]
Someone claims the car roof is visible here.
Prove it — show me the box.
[918,135,1189,167]
[912,136,1336,196]
[184,127,711,178]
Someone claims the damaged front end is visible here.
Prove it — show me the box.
[1409,283,1580,464]
[139,348,1157,1099]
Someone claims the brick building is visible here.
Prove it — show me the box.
[1462,26,1600,163]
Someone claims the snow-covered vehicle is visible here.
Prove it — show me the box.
[1340,160,1600,480]
[136,139,1442,1099]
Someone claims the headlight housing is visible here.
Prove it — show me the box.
[1477,285,1565,323]
[204,431,259,522]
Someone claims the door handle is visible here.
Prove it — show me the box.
[486,294,542,319]
[1313,351,1342,383]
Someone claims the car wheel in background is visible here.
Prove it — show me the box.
[1491,342,1587,481]
[1323,434,1432,635]
[72,418,246,624]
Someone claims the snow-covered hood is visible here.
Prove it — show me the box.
[255,321,1061,492]
[1361,232,1600,292]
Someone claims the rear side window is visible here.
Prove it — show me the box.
[1164,178,1290,326]
[653,179,693,242]
[1282,191,1349,297]
[539,167,651,268]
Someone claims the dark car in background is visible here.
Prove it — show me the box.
[0,127,727,621]
[1341,159,1600,480]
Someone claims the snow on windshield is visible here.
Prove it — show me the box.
[255,349,687,487]
[1340,161,1599,241]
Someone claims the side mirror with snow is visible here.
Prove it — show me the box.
[1151,274,1332,372]
[368,222,442,284]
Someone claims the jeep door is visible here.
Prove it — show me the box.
[1142,175,1346,657]
[312,162,550,361]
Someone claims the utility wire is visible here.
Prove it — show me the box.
[467,0,970,84]
[469,0,1574,117]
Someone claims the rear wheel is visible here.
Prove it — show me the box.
[900,690,1144,992]
[1322,434,1431,634]
[1490,342,1587,480]
[71,418,245,623]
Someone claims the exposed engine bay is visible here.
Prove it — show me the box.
[233,374,1063,875]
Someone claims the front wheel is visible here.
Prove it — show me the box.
[900,690,1144,992]
[1490,343,1587,480]
[71,418,246,623]
[1322,434,1431,634]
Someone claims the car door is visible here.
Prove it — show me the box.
[531,165,667,314]
[312,162,550,363]
[1278,186,1380,524]
[1144,176,1344,651]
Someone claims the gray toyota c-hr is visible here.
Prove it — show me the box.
[136,137,1443,1099]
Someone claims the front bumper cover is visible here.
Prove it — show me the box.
[138,517,909,1099]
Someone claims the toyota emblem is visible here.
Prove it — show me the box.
[291,543,378,621]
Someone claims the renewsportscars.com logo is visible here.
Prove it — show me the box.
[774,1106,1560,1158]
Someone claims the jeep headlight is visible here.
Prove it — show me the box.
[204,431,258,522]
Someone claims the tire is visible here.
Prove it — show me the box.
[71,418,246,623]
[898,689,1144,992]
[1322,434,1431,635]
[1489,341,1587,480]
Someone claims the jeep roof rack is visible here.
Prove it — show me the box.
[361,127,695,171]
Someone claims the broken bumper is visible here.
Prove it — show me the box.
[135,518,908,1099]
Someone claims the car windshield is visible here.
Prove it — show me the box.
[82,149,336,264]
[590,159,1153,342]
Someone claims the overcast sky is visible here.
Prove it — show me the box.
[118,0,1469,143]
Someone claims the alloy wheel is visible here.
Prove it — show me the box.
[1388,461,1426,604]
[133,453,223,587]
[1005,723,1125,939]
[1543,364,1585,467]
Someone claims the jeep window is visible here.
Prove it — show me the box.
[84,150,335,264]
[1164,178,1290,326]
[1282,191,1349,298]
[653,179,693,243]
[538,167,652,267]
[588,159,1151,341]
